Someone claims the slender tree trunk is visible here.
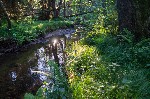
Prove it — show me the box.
[63,0,66,17]
[51,0,57,18]
[47,0,52,19]
[0,0,11,29]
[56,0,63,18]
[59,0,62,8]
[79,0,82,13]
[0,17,2,26]
[102,0,106,15]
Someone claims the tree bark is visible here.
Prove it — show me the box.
[117,0,150,41]
[134,0,150,38]
[0,0,11,29]
[117,0,136,33]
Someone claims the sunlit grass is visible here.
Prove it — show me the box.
[81,28,150,98]
[65,42,134,99]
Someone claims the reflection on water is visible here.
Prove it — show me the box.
[10,71,17,81]
[0,30,81,98]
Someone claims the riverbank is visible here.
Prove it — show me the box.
[0,20,74,55]
[0,27,77,98]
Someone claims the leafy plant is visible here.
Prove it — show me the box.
[24,60,71,99]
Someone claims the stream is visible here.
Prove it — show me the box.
[0,28,82,99]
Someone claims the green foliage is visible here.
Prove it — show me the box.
[68,0,113,29]
[44,61,71,99]
[1,0,149,98]
[82,27,150,98]
[24,88,45,99]
[0,18,73,44]
[66,42,135,99]
[24,93,35,99]
[24,60,71,99]
[92,0,118,34]
[66,0,150,98]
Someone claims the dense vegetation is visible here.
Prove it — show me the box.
[65,1,150,98]
[67,31,150,98]
[0,0,149,99]
[0,18,72,44]
[0,0,100,44]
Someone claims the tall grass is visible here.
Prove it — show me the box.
[65,42,136,99]
[80,28,150,98]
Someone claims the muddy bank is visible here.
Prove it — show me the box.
[0,28,75,56]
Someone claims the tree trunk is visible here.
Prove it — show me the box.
[63,0,66,17]
[134,0,150,38]
[0,0,11,29]
[47,0,52,19]
[51,0,57,18]
[117,0,150,41]
[117,0,136,34]
[102,0,106,15]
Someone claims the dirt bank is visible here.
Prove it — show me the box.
[0,28,75,56]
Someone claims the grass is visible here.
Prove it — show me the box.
[65,42,135,99]
[65,28,150,98]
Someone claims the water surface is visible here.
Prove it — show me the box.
[0,28,82,98]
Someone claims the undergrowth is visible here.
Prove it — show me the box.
[24,60,71,99]
[78,28,150,98]
[24,0,149,98]
[0,17,73,44]
[66,41,135,99]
